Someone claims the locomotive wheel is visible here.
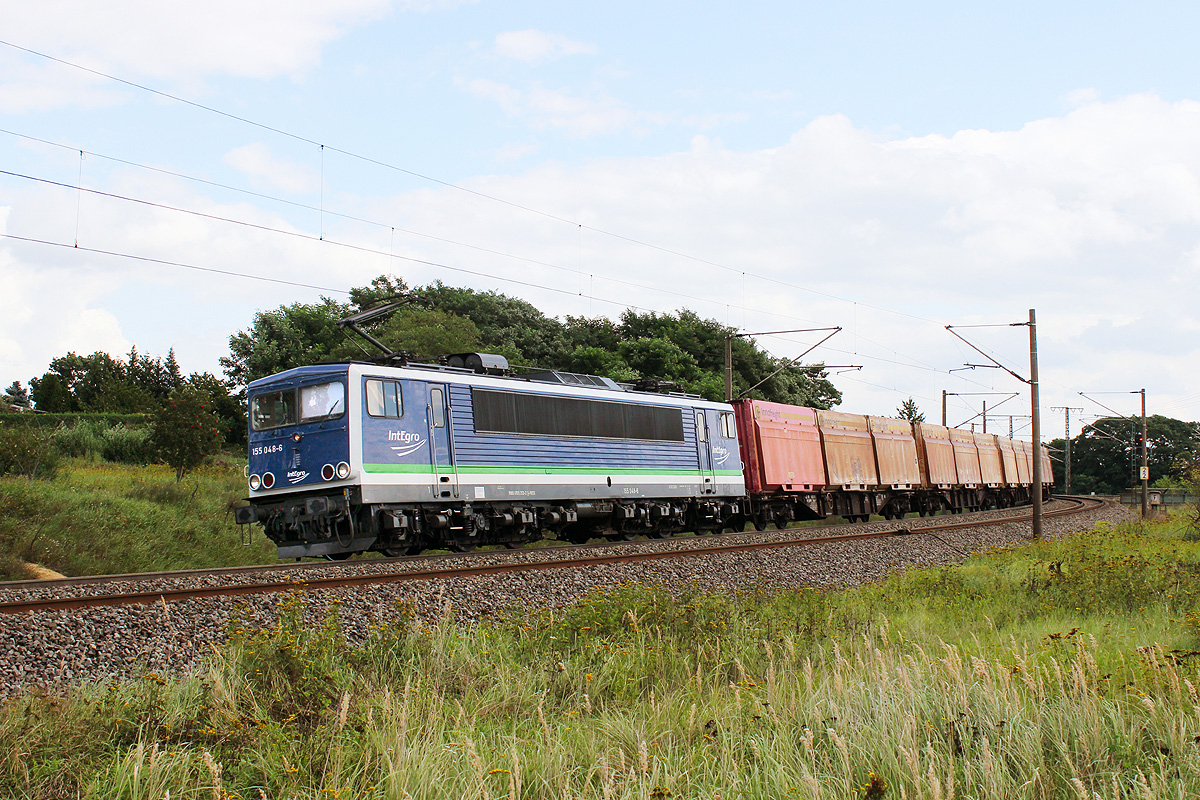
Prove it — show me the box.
[448,542,477,553]
[325,552,353,561]
[607,532,638,541]
[773,518,788,530]
[647,529,669,539]
[502,541,524,549]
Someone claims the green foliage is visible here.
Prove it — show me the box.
[223,275,844,408]
[0,412,148,430]
[9,517,1200,798]
[1064,415,1200,494]
[151,387,225,483]
[99,425,155,465]
[29,347,184,413]
[220,297,354,388]
[0,459,275,580]
[2,380,31,408]
[50,419,107,458]
[896,396,925,422]
[0,425,61,480]
[375,306,480,357]
[185,372,247,448]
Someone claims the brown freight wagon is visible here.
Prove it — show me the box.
[997,436,1020,486]
[868,416,921,489]
[975,433,1005,487]
[949,428,983,488]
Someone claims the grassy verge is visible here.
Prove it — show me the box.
[4,515,1200,798]
[0,458,277,580]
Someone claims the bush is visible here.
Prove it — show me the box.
[52,420,107,458]
[99,425,154,465]
[0,426,61,479]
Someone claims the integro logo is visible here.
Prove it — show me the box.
[712,445,731,466]
[287,470,310,484]
[389,430,425,458]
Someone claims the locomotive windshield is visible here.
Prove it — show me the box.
[251,381,345,431]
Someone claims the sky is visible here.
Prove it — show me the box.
[3,0,1200,437]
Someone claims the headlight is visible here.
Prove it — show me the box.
[336,462,351,480]
[262,472,276,489]
[249,474,261,491]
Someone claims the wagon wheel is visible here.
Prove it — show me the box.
[448,541,477,553]
[753,515,769,532]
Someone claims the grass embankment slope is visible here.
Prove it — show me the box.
[0,458,277,580]
[4,513,1200,798]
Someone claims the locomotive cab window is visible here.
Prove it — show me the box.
[251,390,297,431]
[300,382,345,422]
[366,380,403,418]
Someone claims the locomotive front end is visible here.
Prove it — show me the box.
[235,366,367,558]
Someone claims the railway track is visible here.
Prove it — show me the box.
[0,496,1101,616]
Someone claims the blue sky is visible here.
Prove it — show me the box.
[3,0,1200,431]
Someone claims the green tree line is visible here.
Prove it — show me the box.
[1048,415,1200,495]
[220,274,842,407]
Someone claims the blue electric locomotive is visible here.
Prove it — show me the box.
[235,355,747,558]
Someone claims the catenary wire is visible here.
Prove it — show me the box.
[0,38,939,327]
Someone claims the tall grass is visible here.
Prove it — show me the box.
[4,516,1200,798]
[0,458,275,579]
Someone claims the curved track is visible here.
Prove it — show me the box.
[0,496,1101,615]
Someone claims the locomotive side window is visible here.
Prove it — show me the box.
[251,390,297,431]
[720,411,736,439]
[429,387,446,428]
[365,380,403,418]
[473,389,684,442]
[300,382,345,422]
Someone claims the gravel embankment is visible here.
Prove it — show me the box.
[0,500,1134,700]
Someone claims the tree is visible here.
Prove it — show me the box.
[222,274,845,409]
[3,381,31,409]
[221,298,354,389]
[27,348,186,413]
[150,386,224,483]
[1066,415,1200,494]
[186,372,248,448]
[373,307,480,358]
[896,397,925,422]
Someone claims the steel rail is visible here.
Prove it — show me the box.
[0,497,1085,592]
[0,497,1097,616]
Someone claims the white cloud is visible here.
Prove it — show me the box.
[0,0,397,111]
[371,94,1200,419]
[5,93,1200,423]
[493,30,597,63]
[463,79,637,137]
[224,143,319,194]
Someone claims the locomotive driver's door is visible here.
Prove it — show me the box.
[695,409,716,494]
[427,385,458,498]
